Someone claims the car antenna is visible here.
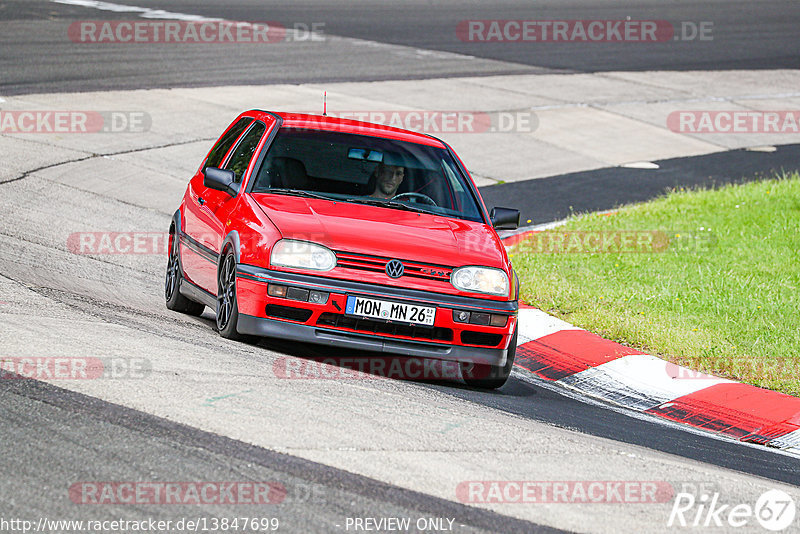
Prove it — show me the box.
[322,91,327,116]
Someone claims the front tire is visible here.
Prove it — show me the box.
[165,229,205,316]
[461,327,517,389]
[215,250,249,341]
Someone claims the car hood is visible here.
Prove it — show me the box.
[250,194,506,269]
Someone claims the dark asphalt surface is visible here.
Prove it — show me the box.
[155,0,800,71]
[0,376,558,534]
[443,374,800,487]
[479,144,800,225]
[255,338,800,488]
[1,0,799,94]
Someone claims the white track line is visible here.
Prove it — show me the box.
[50,0,477,61]
[51,0,221,21]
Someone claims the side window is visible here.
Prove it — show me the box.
[441,159,478,217]
[224,122,267,184]
[205,117,254,170]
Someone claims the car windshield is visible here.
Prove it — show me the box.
[249,127,484,222]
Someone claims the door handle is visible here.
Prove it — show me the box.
[197,197,205,206]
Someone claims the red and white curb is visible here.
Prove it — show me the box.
[512,306,800,454]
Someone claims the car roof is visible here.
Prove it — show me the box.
[250,110,448,148]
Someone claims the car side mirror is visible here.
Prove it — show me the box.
[204,167,239,196]
[490,207,520,230]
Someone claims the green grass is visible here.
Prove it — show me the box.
[512,172,800,396]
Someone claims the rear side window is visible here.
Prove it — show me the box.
[205,117,254,170]
[224,122,267,183]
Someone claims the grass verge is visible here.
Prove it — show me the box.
[512,171,800,396]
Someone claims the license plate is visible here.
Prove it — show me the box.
[345,295,436,327]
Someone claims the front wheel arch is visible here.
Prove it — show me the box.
[217,230,242,285]
[215,245,254,342]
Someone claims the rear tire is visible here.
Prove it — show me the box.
[461,327,517,389]
[165,229,205,316]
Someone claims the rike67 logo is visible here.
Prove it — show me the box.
[668,489,796,531]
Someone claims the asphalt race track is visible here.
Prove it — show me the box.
[1,0,799,94]
[1,1,799,533]
[480,143,800,225]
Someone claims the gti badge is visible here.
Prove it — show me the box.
[385,259,404,279]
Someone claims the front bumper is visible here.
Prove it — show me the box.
[235,264,517,367]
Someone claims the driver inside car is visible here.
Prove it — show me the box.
[369,162,406,199]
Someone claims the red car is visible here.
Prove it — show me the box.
[165,110,521,388]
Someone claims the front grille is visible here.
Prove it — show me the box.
[460,331,503,347]
[317,313,453,342]
[335,251,452,282]
[265,304,313,322]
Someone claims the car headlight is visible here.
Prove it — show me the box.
[270,239,336,271]
[450,266,509,296]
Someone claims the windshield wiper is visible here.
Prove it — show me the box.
[261,189,333,201]
[345,197,438,216]
[261,190,438,215]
